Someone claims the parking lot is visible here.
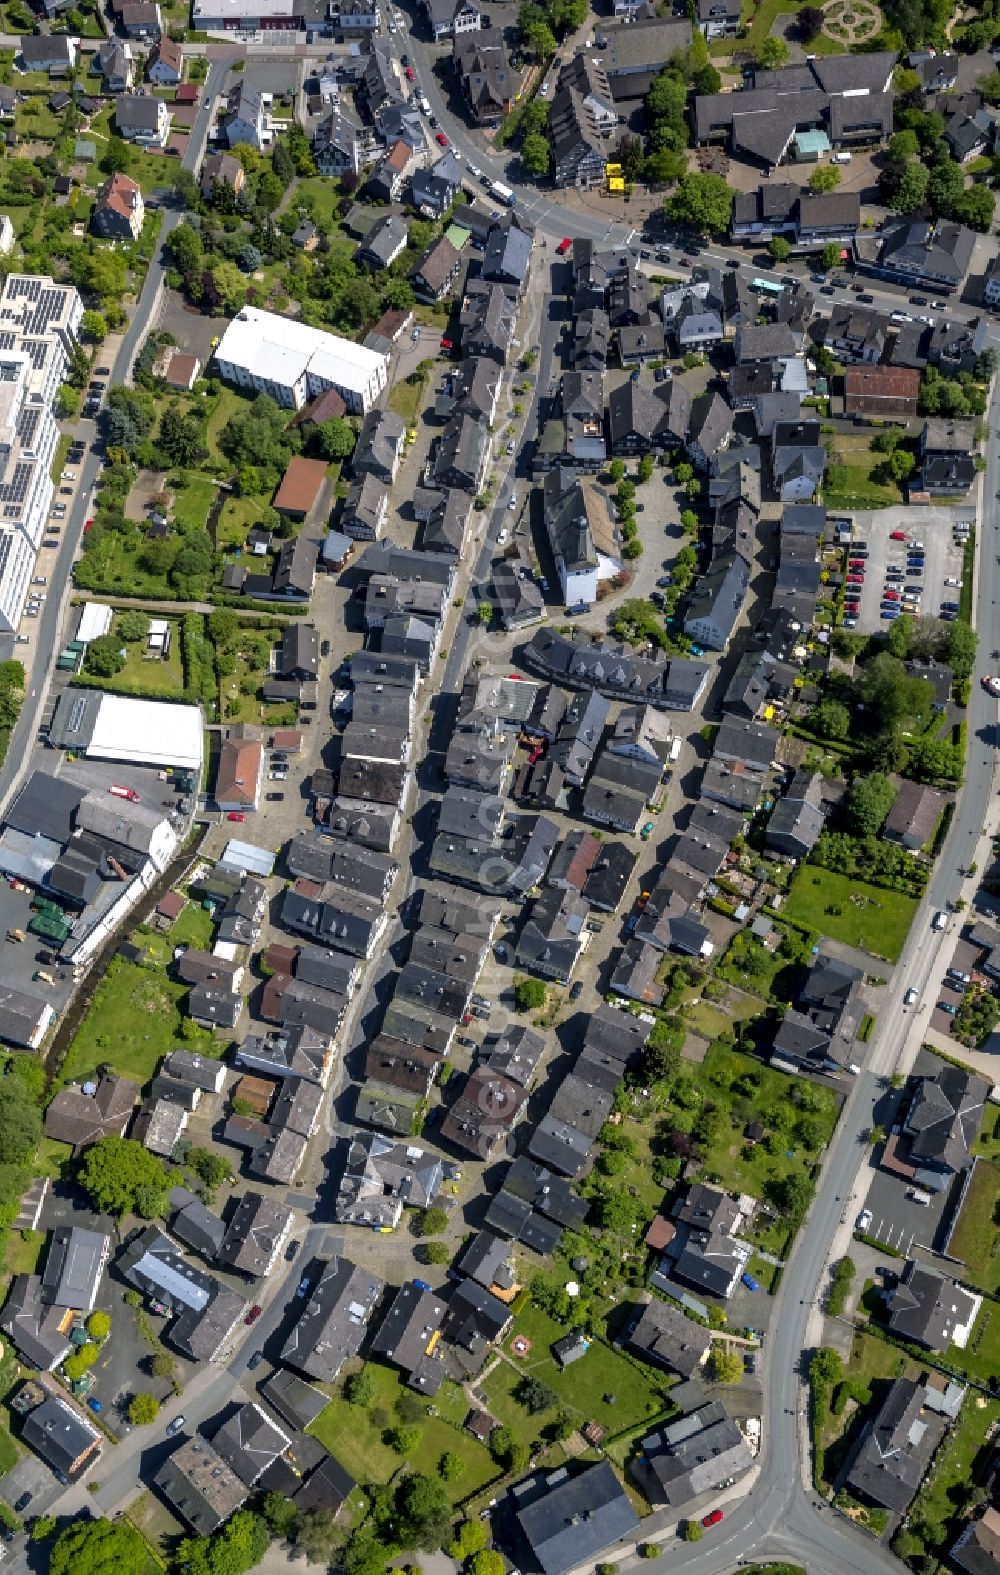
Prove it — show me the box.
[857,1047,967,1255]
[845,506,972,634]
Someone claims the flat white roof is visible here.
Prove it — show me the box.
[193,0,296,17]
[219,839,276,877]
[86,694,203,772]
[76,603,113,644]
[215,306,387,396]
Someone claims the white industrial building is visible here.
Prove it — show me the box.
[0,275,83,632]
[213,306,389,414]
[48,692,204,773]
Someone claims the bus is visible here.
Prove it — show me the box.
[491,181,516,207]
[751,276,784,295]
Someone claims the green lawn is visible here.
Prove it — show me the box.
[34,1134,73,1181]
[782,867,917,962]
[953,1302,1000,1384]
[678,1042,839,1245]
[108,615,185,698]
[943,1160,1000,1294]
[58,957,188,1091]
[290,176,347,231]
[4,1230,42,1277]
[171,474,218,534]
[309,1364,501,1502]
[481,1302,673,1447]
[387,373,427,427]
[899,1396,1000,1554]
[715,930,799,1003]
[826,436,903,510]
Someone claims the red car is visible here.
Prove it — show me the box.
[440,336,453,352]
[556,237,573,255]
[244,1304,263,1326]
[890,530,908,541]
[227,811,246,822]
[883,590,900,601]
[848,559,866,569]
[846,576,864,586]
[702,1510,724,1528]
[404,65,415,79]
[528,747,544,765]
[435,131,449,146]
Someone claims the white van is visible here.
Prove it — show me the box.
[832,151,853,164]
[907,1188,932,1205]
[668,737,683,764]
[932,910,948,930]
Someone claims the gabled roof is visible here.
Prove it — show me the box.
[515,1461,639,1575]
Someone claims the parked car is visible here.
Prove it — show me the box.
[569,980,584,1002]
[227,811,246,821]
[165,1415,186,1437]
[245,1304,263,1325]
[247,1350,264,1370]
[435,131,448,146]
[702,1510,724,1529]
[556,236,573,254]
[903,987,919,1006]
[297,1275,313,1298]
[856,1208,872,1232]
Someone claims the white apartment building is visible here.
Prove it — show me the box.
[0,275,82,630]
[214,306,389,414]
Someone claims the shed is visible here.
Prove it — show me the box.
[274,457,330,520]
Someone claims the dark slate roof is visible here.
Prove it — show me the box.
[515,1461,640,1575]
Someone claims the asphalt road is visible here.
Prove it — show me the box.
[0,54,232,825]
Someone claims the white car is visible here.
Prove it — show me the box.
[903,987,918,1006]
[944,576,962,587]
[410,327,420,341]
[467,162,482,178]
[856,1209,872,1233]
[508,493,518,510]
[497,528,509,546]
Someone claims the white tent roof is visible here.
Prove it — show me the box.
[86,695,203,771]
[76,603,112,644]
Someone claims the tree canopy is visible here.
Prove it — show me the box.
[77,1136,167,1216]
[844,772,897,837]
[665,172,733,236]
[50,1521,148,1575]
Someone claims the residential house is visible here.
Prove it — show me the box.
[411,235,462,302]
[354,408,406,486]
[883,778,943,851]
[845,1379,947,1514]
[119,1,162,37]
[944,109,990,163]
[220,81,271,151]
[356,213,409,271]
[456,28,520,121]
[844,365,920,420]
[460,279,516,363]
[697,0,740,37]
[514,1461,639,1575]
[17,35,76,72]
[336,1133,443,1228]
[312,108,359,177]
[887,1260,978,1351]
[342,474,389,541]
[411,152,462,216]
[920,417,977,494]
[217,1192,294,1279]
[904,1064,989,1184]
[115,94,170,148]
[91,172,145,241]
[772,949,864,1075]
[20,1388,102,1481]
[215,724,263,812]
[765,769,825,859]
[483,223,532,295]
[952,1508,1000,1575]
[639,1401,753,1508]
[441,1067,527,1159]
[434,413,489,492]
[515,887,590,985]
[44,1072,138,1150]
[201,151,245,200]
[687,391,733,471]
[861,218,975,295]
[370,1281,448,1393]
[154,1436,248,1534]
[96,38,134,93]
[683,552,750,651]
[424,0,481,40]
[660,1183,752,1299]
[147,34,182,84]
[281,1257,383,1382]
